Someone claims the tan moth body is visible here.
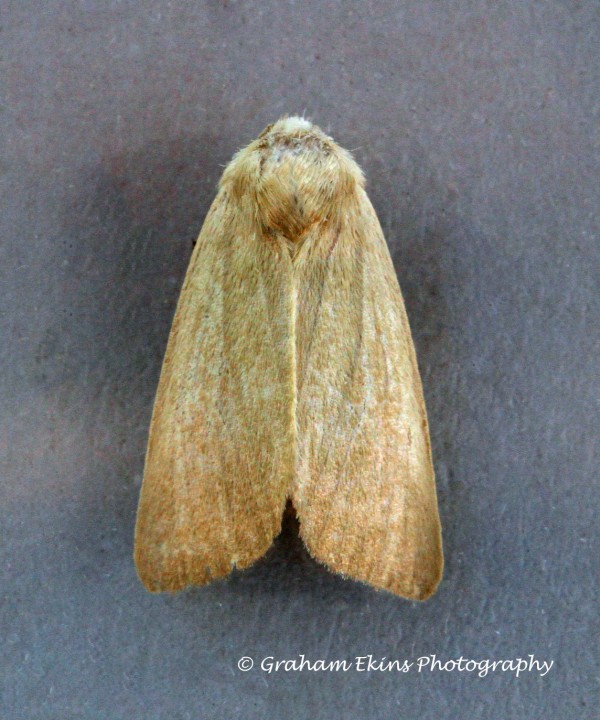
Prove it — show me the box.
[134,117,443,600]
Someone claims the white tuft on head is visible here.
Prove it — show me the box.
[277,116,313,133]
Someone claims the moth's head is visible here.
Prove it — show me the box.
[221,116,365,240]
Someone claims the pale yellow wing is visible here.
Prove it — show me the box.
[292,191,443,600]
[134,191,294,591]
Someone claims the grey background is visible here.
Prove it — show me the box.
[1,1,598,718]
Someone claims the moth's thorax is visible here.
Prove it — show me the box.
[222,117,365,242]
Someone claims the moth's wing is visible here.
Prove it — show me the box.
[134,193,294,591]
[292,191,443,600]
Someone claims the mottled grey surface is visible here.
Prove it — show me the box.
[1,2,599,718]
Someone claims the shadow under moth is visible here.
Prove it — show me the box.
[134,117,443,600]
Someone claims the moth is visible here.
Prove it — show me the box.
[134,117,443,600]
